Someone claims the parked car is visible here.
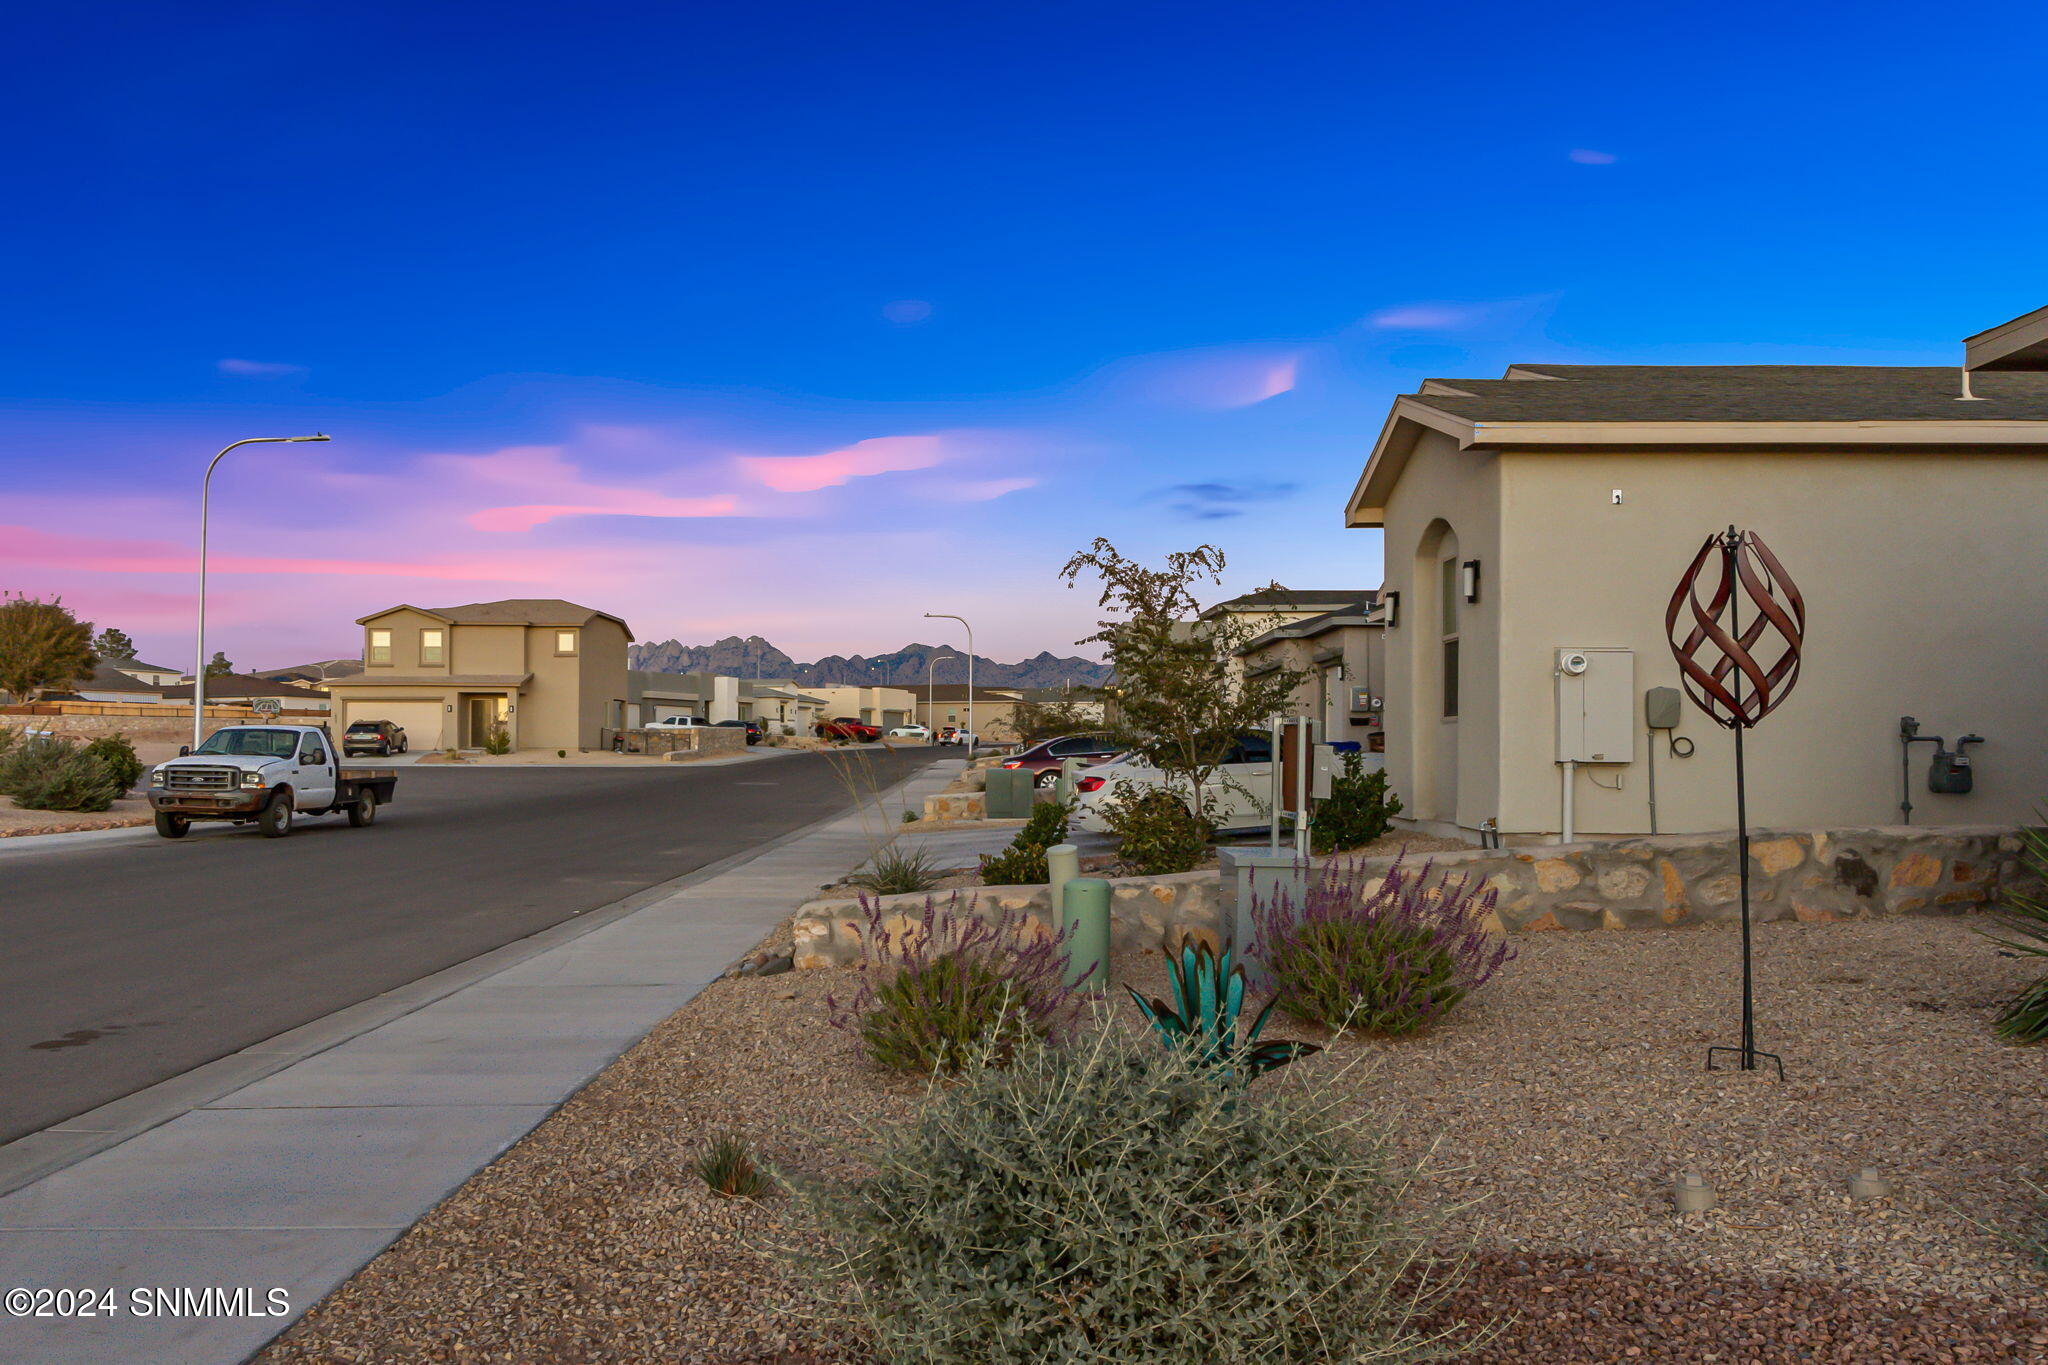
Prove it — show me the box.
[999,732,1122,788]
[647,714,713,729]
[715,718,764,745]
[817,717,882,742]
[937,726,978,748]
[887,724,932,740]
[150,724,397,838]
[342,719,408,756]
[1071,731,1276,834]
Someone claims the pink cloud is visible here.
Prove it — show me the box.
[1568,148,1618,165]
[1368,303,1491,331]
[217,357,307,376]
[0,525,548,581]
[421,444,743,531]
[926,477,1037,502]
[738,434,948,492]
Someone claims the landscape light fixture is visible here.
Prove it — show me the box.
[192,434,330,748]
[923,613,973,749]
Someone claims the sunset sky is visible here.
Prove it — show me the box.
[3,3,2043,671]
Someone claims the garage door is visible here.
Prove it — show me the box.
[343,700,443,750]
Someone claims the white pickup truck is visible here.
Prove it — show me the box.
[147,724,398,839]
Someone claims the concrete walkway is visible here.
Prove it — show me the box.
[0,760,960,1365]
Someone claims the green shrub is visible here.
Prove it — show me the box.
[0,725,17,759]
[481,722,512,755]
[1018,797,1071,848]
[1102,782,1211,875]
[1985,822,2048,1042]
[847,845,945,895]
[900,808,919,824]
[979,799,1073,885]
[799,1029,1465,1364]
[692,1133,772,1199]
[0,736,122,812]
[82,734,143,792]
[857,953,1037,1073]
[1310,751,1404,853]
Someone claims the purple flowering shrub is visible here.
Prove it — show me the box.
[826,892,1086,1072]
[1250,855,1514,1035]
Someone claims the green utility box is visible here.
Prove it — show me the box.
[984,765,1035,819]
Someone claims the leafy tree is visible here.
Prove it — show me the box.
[93,627,137,661]
[0,593,97,702]
[1059,539,1305,820]
[204,650,235,678]
[1008,691,1101,746]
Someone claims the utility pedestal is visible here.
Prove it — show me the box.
[1216,848,1308,967]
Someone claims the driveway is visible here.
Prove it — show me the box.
[0,745,938,1144]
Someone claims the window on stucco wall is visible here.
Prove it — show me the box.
[1440,558,1459,720]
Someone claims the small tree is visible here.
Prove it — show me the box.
[1060,539,1305,819]
[93,627,137,661]
[1009,691,1101,746]
[204,650,235,678]
[0,593,97,702]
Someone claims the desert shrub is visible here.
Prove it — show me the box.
[1252,855,1514,1035]
[798,1027,1467,1364]
[1127,938,1317,1082]
[0,725,17,759]
[1102,781,1211,875]
[827,893,1081,1073]
[1310,751,1404,853]
[847,844,945,895]
[0,736,122,812]
[481,722,512,755]
[1984,822,2048,1042]
[978,800,1072,885]
[693,1133,772,1199]
[82,734,143,792]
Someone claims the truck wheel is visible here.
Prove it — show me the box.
[153,812,190,839]
[258,793,295,838]
[348,789,378,827]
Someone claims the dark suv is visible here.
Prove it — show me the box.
[999,731,1121,788]
[716,718,764,745]
[343,720,408,756]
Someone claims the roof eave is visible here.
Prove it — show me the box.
[1468,418,2048,448]
[1345,399,1476,528]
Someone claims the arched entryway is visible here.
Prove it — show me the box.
[1410,518,1460,826]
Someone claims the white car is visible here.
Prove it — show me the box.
[1072,732,1278,834]
[646,715,713,729]
[887,724,932,740]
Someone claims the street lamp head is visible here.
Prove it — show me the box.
[288,433,331,443]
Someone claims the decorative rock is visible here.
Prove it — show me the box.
[1673,1172,1716,1214]
[754,952,793,977]
[1695,874,1742,907]
[1597,865,1653,900]
[1890,852,1942,889]
[1749,837,1806,876]
[1523,910,1565,932]
[1848,1168,1893,1201]
[1534,858,1581,893]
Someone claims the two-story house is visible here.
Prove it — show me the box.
[325,598,630,751]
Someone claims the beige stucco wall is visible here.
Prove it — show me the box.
[360,608,448,675]
[1375,438,2048,837]
[575,618,629,749]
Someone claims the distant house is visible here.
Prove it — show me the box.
[70,660,173,704]
[108,658,185,688]
[1345,302,2048,840]
[325,599,630,751]
[808,685,922,732]
[1233,595,1384,748]
[159,674,331,712]
[257,658,364,684]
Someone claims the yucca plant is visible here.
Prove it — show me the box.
[1127,939,1317,1082]
[1984,823,2048,1042]
[693,1132,772,1199]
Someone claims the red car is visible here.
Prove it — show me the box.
[998,732,1122,788]
[817,717,882,742]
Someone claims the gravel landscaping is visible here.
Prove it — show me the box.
[260,913,2048,1363]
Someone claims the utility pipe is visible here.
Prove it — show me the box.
[1560,760,1576,843]
[193,434,328,749]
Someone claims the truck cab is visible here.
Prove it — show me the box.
[148,724,397,839]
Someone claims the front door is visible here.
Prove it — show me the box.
[466,697,495,748]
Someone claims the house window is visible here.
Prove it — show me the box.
[420,628,444,666]
[1439,558,1459,720]
[368,629,392,666]
[554,629,578,657]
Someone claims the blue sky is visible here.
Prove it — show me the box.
[2,2,2043,668]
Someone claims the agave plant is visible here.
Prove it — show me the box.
[1127,939,1318,1081]
[1985,822,2048,1042]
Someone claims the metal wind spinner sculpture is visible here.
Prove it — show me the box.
[1665,527,1806,1078]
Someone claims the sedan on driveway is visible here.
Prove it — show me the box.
[998,731,1121,788]
[343,720,408,756]
[1072,731,1277,833]
[715,719,764,745]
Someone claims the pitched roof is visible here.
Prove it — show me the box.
[1235,603,1383,656]
[358,598,631,634]
[1407,365,2048,424]
[1200,588,1379,619]
[159,673,331,701]
[77,660,168,694]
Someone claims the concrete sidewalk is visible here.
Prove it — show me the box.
[0,760,959,1365]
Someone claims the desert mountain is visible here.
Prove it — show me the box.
[629,636,1110,689]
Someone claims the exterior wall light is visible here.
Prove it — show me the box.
[1461,559,1482,604]
[1381,591,1399,627]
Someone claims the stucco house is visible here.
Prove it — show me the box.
[326,599,630,751]
[1233,594,1384,748]
[1345,304,2048,841]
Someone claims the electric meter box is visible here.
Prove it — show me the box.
[1556,648,1635,764]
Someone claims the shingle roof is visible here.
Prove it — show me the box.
[1409,366,2048,424]
[1202,588,1379,617]
[78,660,166,694]
[359,599,630,633]
[160,673,330,701]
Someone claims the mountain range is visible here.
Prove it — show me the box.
[628,636,1112,690]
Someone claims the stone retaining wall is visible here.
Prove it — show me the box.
[1,712,264,743]
[791,824,2029,970]
[615,726,747,757]
[793,870,1222,969]
[922,791,986,821]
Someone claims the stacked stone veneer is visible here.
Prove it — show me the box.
[791,824,2028,969]
[921,790,986,821]
[623,726,746,757]
[793,870,1222,970]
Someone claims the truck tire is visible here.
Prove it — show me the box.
[258,793,295,838]
[153,812,190,839]
[347,789,378,827]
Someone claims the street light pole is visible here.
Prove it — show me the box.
[193,434,330,749]
[923,613,973,752]
[927,651,958,739]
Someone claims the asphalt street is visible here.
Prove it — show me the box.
[0,746,938,1143]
